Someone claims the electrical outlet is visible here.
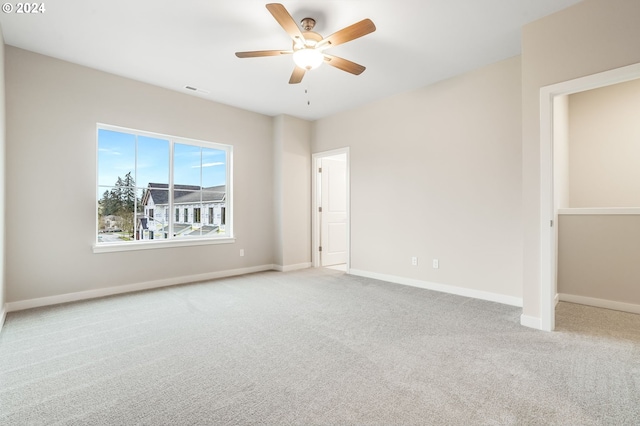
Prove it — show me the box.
[432,259,439,269]
[240,249,245,257]
[411,256,418,266]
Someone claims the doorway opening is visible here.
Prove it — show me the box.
[312,148,350,271]
[538,62,640,331]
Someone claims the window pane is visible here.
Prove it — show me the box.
[202,188,226,233]
[172,191,220,238]
[173,190,200,238]
[190,206,218,237]
[174,143,201,187]
[201,147,227,188]
[97,186,136,243]
[98,129,135,187]
[137,136,169,186]
[140,187,169,240]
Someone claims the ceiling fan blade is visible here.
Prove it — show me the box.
[323,54,366,75]
[317,19,376,49]
[266,3,305,44]
[235,50,292,58]
[289,66,306,84]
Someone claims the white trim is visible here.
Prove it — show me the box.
[520,314,542,329]
[96,123,234,249]
[539,62,640,333]
[312,148,350,270]
[539,86,555,332]
[349,269,523,307]
[554,293,560,307]
[93,237,236,253]
[0,305,6,332]
[558,294,640,315]
[273,262,312,272]
[557,208,640,215]
[5,264,274,313]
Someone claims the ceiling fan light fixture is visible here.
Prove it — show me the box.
[235,4,376,83]
[293,48,324,70]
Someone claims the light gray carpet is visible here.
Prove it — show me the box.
[1,268,639,425]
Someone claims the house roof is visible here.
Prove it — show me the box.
[143,183,226,206]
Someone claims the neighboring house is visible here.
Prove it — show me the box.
[101,215,123,232]
[138,183,226,240]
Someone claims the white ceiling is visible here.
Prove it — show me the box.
[0,0,582,121]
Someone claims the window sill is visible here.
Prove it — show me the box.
[93,236,236,253]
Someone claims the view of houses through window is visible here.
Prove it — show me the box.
[97,125,231,244]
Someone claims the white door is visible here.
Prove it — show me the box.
[320,156,347,266]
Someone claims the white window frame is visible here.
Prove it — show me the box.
[94,123,234,253]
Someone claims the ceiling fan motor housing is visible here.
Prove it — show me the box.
[295,30,323,50]
[300,17,316,31]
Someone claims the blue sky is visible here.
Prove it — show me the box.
[98,129,227,192]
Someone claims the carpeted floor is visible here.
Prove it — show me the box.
[1,268,639,425]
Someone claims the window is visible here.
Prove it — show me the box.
[96,124,232,250]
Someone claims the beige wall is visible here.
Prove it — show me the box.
[553,96,570,210]
[273,115,312,269]
[568,78,640,207]
[5,47,277,303]
[313,56,523,299]
[521,0,640,319]
[558,214,640,305]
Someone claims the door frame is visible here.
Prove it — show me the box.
[312,147,350,270]
[538,62,640,331]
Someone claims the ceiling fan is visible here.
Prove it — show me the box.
[235,3,376,84]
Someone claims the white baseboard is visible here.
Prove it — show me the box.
[273,262,312,273]
[349,269,523,307]
[520,314,542,330]
[554,293,560,307]
[558,293,640,315]
[5,264,275,313]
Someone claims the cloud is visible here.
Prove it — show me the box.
[98,148,121,155]
[192,162,224,168]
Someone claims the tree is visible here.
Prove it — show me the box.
[138,188,147,214]
[122,172,136,212]
[98,173,139,236]
[99,189,119,216]
[112,176,124,205]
